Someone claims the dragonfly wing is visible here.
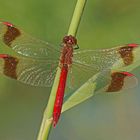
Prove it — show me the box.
[0,54,58,87]
[73,44,139,71]
[95,70,138,93]
[0,21,60,59]
[68,44,139,92]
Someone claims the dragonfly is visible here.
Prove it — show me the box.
[0,20,139,126]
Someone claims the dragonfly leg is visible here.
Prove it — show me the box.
[74,44,79,50]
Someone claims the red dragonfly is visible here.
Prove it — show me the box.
[0,20,139,126]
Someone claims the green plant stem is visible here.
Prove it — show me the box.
[68,0,87,36]
[37,0,87,140]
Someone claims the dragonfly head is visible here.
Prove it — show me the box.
[63,35,77,47]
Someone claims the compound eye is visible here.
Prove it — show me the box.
[63,36,69,44]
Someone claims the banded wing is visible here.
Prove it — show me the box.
[94,70,138,93]
[0,21,60,59]
[0,21,60,87]
[0,54,58,87]
[70,43,139,92]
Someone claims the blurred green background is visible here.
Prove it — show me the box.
[0,0,140,140]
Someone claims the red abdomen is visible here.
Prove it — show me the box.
[53,35,76,127]
[53,65,68,127]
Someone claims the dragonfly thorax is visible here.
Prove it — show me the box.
[60,44,73,66]
[60,35,77,66]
